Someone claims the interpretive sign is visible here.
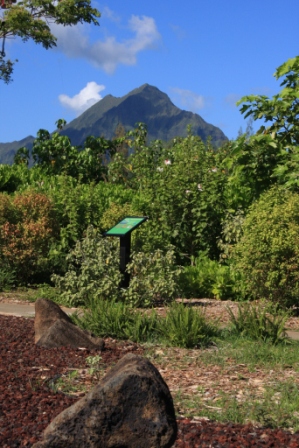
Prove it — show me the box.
[104,216,148,237]
[104,216,148,287]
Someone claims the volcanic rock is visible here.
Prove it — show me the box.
[34,298,104,350]
[32,353,177,448]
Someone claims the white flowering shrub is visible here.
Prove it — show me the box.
[52,226,122,307]
[124,246,182,307]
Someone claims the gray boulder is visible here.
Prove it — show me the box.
[32,353,177,448]
[35,298,104,350]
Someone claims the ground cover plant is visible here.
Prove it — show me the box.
[148,337,299,433]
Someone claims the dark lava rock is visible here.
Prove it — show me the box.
[32,353,177,448]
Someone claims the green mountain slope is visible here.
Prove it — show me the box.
[61,84,227,146]
[0,84,228,164]
[0,136,35,165]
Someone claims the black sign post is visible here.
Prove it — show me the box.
[104,216,148,288]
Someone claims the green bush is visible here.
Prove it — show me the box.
[124,246,182,307]
[0,164,31,193]
[178,252,241,300]
[233,187,299,306]
[52,226,122,307]
[0,263,16,291]
[53,227,181,308]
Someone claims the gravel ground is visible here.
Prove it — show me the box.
[2,314,299,447]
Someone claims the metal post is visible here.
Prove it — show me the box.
[120,234,131,288]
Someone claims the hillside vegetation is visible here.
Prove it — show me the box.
[1,56,299,312]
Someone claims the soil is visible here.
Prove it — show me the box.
[2,313,299,447]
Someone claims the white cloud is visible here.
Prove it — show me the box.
[101,6,121,23]
[251,86,272,95]
[170,87,207,112]
[59,82,106,115]
[224,93,241,108]
[224,88,272,109]
[51,15,161,73]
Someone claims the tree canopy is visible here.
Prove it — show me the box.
[226,56,299,194]
[237,56,299,149]
[0,0,100,83]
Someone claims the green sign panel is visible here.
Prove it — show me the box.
[105,216,147,236]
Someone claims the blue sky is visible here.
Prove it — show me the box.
[0,0,299,143]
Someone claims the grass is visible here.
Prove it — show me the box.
[199,336,299,371]
[4,285,299,431]
[49,370,88,395]
[158,302,220,348]
[0,284,61,303]
[144,335,299,431]
[173,379,299,432]
[227,301,290,344]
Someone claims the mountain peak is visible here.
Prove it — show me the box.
[60,84,227,146]
[0,85,228,163]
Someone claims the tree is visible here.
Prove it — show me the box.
[237,56,299,149]
[0,0,100,83]
[225,56,299,199]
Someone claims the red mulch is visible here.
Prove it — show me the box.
[1,315,299,447]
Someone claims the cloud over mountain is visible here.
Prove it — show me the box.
[59,82,105,115]
[170,87,208,112]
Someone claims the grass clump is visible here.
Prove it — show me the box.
[72,298,160,344]
[73,298,291,349]
[73,299,219,349]
[227,301,290,345]
[159,302,219,348]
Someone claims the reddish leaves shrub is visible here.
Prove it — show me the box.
[0,191,59,283]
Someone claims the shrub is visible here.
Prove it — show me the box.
[52,226,122,307]
[178,252,242,300]
[0,164,30,193]
[233,187,299,306]
[218,209,245,261]
[53,227,181,308]
[0,263,16,291]
[0,190,59,283]
[124,246,182,307]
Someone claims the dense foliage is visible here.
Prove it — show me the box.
[234,187,299,306]
[1,56,299,308]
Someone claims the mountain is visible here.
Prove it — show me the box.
[0,84,228,164]
[0,136,35,165]
[61,84,227,146]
